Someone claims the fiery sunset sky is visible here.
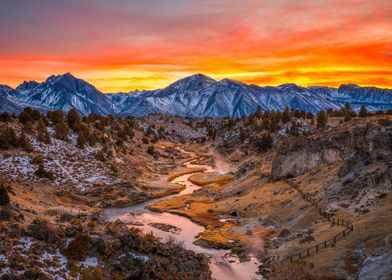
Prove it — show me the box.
[1,0,391,92]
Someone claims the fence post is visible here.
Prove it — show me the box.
[324,240,327,248]
[333,236,336,245]
[290,256,293,263]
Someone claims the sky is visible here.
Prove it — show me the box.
[0,0,391,92]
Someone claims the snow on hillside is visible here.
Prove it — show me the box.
[1,73,392,117]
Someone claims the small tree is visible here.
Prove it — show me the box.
[54,119,69,141]
[67,108,82,132]
[35,163,54,180]
[77,132,86,149]
[36,118,51,143]
[359,105,368,118]
[282,107,290,124]
[254,105,262,119]
[316,110,327,128]
[0,183,10,206]
[342,103,356,121]
[18,110,33,124]
[0,127,18,150]
[18,132,33,152]
[258,134,273,152]
[147,146,155,156]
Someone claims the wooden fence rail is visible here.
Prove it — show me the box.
[284,180,354,263]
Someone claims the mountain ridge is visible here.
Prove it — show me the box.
[1,73,392,117]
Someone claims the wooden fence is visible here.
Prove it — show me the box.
[284,181,354,263]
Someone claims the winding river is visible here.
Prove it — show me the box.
[102,150,262,280]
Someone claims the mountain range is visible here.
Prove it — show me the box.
[1,73,392,117]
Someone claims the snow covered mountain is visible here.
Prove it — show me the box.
[12,73,115,115]
[112,74,391,117]
[1,73,392,117]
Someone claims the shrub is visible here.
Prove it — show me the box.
[27,219,64,243]
[94,150,106,162]
[54,119,69,140]
[67,108,82,132]
[62,232,91,261]
[48,110,65,125]
[359,105,368,118]
[22,121,34,134]
[18,110,33,124]
[35,163,55,180]
[30,154,44,165]
[270,261,316,280]
[0,183,10,206]
[80,266,104,280]
[146,146,155,156]
[257,134,273,152]
[77,131,86,149]
[36,118,51,143]
[316,110,327,128]
[0,127,18,150]
[18,132,33,152]
[0,112,11,122]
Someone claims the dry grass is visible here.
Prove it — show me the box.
[188,172,235,186]
[167,167,207,181]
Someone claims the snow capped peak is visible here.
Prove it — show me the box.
[277,83,305,92]
[171,73,216,88]
[338,84,361,91]
[1,73,392,117]
[16,80,40,93]
[217,78,245,87]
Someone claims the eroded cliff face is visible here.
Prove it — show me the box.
[267,117,392,279]
[271,119,392,181]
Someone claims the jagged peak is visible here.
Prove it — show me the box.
[277,83,305,90]
[176,73,216,84]
[217,78,245,87]
[16,80,39,91]
[338,84,360,90]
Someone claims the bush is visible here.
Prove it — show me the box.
[0,112,11,122]
[257,134,273,152]
[270,261,316,280]
[48,110,65,125]
[18,132,33,152]
[27,219,64,243]
[18,110,33,124]
[80,266,104,280]
[67,108,82,132]
[316,110,327,128]
[95,150,106,162]
[359,105,368,118]
[35,163,54,180]
[30,154,44,165]
[0,183,10,206]
[146,146,155,156]
[77,132,86,149]
[55,119,69,141]
[36,118,51,143]
[0,127,18,150]
[62,232,91,261]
